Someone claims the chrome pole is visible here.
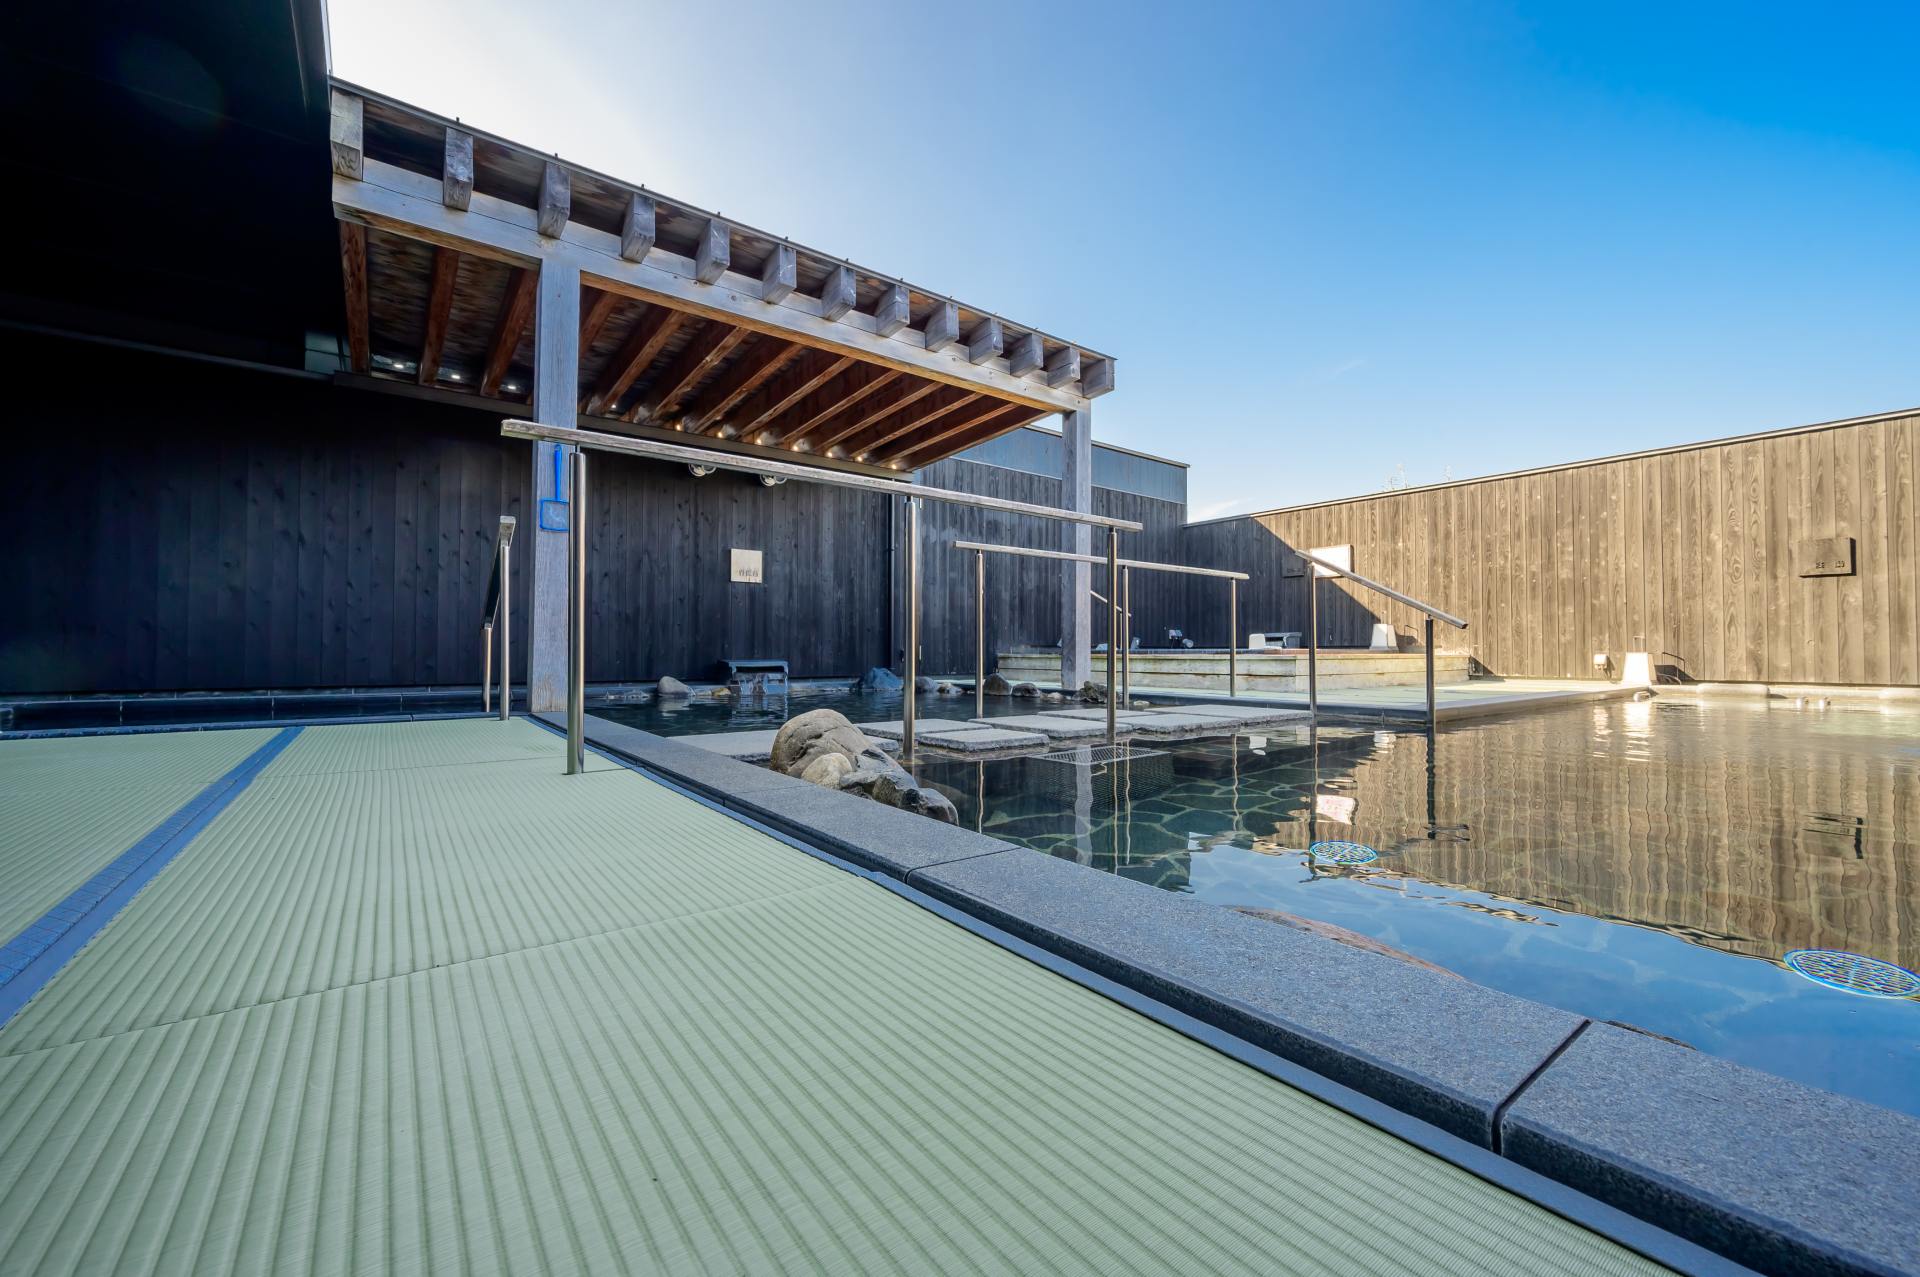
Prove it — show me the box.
[1228,579,1237,697]
[482,623,493,713]
[497,540,510,721]
[1307,572,1319,720]
[566,448,586,775]
[1106,528,1118,748]
[903,496,919,765]
[974,547,985,721]
[1121,566,1131,706]
[1425,615,1437,725]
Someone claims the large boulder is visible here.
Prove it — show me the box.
[1011,682,1041,699]
[771,708,872,777]
[839,748,957,823]
[851,666,903,691]
[656,675,691,699]
[934,681,960,696]
[1078,680,1106,705]
[798,752,853,788]
[913,675,935,692]
[982,672,1013,697]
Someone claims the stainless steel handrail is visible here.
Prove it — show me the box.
[1292,547,1468,724]
[955,540,1253,738]
[508,420,1139,771]
[481,515,515,720]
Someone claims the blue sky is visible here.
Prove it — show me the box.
[330,1,1919,518]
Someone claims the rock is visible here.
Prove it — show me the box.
[1079,680,1106,705]
[1232,907,1458,977]
[770,708,873,777]
[656,675,691,699]
[798,752,853,788]
[851,666,903,691]
[934,682,959,696]
[836,747,958,823]
[709,687,732,700]
[983,673,1013,697]
[1044,691,1064,703]
[913,675,935,692]
[1012,682,1041,699]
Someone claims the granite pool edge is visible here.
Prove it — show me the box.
[575,713,1918,1277]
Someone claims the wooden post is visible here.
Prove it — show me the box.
[528,259,580,713]
[1059,405,1093,693]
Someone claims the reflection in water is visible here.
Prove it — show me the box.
[913,698,1920,1116]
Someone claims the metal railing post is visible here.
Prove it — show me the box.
[497,538,510,721]
[1425,615,1436,725]
[1307,572,1319,720]
[566,449,586,775]
[974,547,985,721]
[1228,579,1237,697]
[482,622,493,713]
[903,496,919,765]
[1105,528,1118,747]
[1121,566,1131,705]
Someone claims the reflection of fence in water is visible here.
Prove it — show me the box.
[1249,708,1920,967]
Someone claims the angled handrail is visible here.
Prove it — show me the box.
[1292,547,1467,724]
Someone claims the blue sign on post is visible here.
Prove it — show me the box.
[538,443,569,531]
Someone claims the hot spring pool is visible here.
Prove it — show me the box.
[606,690,1920,1115]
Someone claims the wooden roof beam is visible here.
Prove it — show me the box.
[1007,331,1042,377]
[337,221,370,374]
[760,245,796,304]
[844,389,983,460]
[810,377,941,455]
[583,305,685,416]
[966,317,1003,366]
[686,339,803,436]
[620,194,655,262]
[923,301,959,353]
[695,220,729,284]
[1082,355,1116,397]
[537,162,570,237]
[873,284,910,337]
[1045,346,1081,389]
[479,266,536,398]
[329,89,362,178]
[630,319,748,423]
[723,349,853,441]
[418,246,459,386]
[819,265,855,322]
[769,365,902,448]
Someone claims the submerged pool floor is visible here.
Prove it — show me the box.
[0,718,1666,1275]
[912,696,1920,1116]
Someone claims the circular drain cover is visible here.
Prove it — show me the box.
[1783,949,1920,998]
[1309,840,1378,865]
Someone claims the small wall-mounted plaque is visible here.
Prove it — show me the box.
[730,548,764,584]
[1796,536,1854,578]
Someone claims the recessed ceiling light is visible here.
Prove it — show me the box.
[448,372,462,381]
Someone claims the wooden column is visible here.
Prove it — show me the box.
[528,259,581,713]
[1059,405,1093,692]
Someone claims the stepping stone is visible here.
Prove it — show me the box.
[1047,708,1166,723]
[1148,704,1308,725]
[857,720,1049,753]
[967,714,1115,740]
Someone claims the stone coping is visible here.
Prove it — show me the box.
[575,711,1912,1277]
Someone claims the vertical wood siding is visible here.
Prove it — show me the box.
[1184,413,1919,685]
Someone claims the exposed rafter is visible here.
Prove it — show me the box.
[885,401,1036,468]
[479,266,536,397]
[686,339,802,436]
[728,350,855,440]
[631,320,747,423]
[769,365,903,448]
[819,265,855,322]
[844,389,983,460]
[809,377,941,455]
[583,305,685,416]
[923,301,959,353]
[966,318,1003,366]
[873,284,910,338]
[537,161,569,237]
[578,288,621,353]
[620,194,655,262]
[1007,331,1042,377]
[418,246,459,385]
[442,128,473,210]
[695,219,729,284]
[760,245,796,304]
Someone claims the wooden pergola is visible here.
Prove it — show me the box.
[328,82,1114,479]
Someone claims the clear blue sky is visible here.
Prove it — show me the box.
[330,0,1918,518]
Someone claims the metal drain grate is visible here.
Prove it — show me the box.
[1783,949,1920,998]
[1031,744,1164,767]
[1309,840,1379,865]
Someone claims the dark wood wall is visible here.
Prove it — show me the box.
[911,458,1188,676]
[1179,412,1920,685]
[5,336,890,695]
